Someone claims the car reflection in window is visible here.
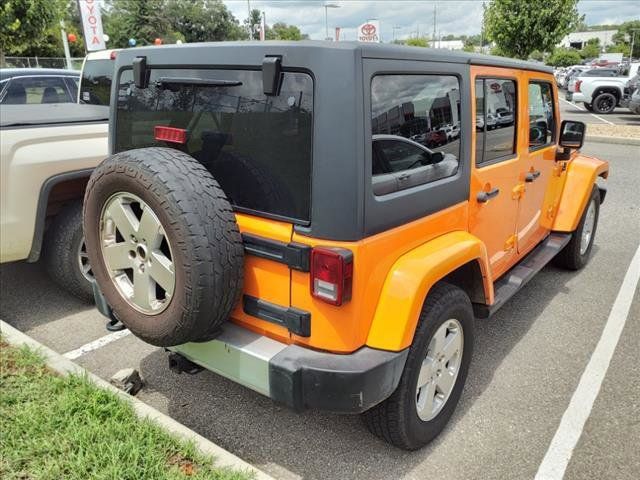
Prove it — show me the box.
[372,134,459,196]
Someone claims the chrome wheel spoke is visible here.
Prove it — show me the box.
[441,331,461,362]
[133,268,152,310]
[417,357,434,389]
[149,252,174,295]
[105,199,138,239]
[418,380,436,417]
[103,243,133,271]
[138,207,163,248]
[436,369,455,394]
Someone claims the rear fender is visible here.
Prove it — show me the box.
[553,154,609,232]
[366,231,492,351]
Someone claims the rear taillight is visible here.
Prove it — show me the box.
[154,126,187,144]
[310,247,353,306]
[110,51,117,60]
[575,80,582,92]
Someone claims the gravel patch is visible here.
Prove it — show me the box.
[587,124,640,139]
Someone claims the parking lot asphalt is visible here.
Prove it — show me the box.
[1,141,638,480]
[558,90,640,126]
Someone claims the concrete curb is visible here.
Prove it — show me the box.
[586,135,640,146]
[0,320,275,480]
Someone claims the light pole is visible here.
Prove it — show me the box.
[324,3,340,41]
[629,29,638,61]
[392,25,401,42]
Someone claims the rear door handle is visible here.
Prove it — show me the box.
[525,170,541,182]
[477,187,500,203]
[397,172,411,181]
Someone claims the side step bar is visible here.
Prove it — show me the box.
[474,233,571,318]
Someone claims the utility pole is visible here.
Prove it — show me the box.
[432,3,437,48]
[630,29,638,61]
[247,0,252,39]
[392,25,401,42]
[60,20,72,70]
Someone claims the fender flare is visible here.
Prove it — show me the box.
[553,155,609,233]
[366,231,492,351]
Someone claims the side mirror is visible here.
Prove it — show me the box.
[429,151,444,164]
[559,120,585,149]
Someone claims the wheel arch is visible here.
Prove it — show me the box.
[553,154,609,233]
[592,86,622,101]
[366,231,492,352]
[27,169,93,262]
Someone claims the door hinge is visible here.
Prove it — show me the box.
[504,234,517,252]
[512,183,526,200]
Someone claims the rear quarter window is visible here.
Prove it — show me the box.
[80,59,114,105]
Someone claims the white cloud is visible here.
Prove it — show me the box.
[223,0,640,41]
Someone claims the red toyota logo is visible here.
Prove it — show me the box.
[361,23,376,36]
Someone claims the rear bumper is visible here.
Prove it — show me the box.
[171,324,408,413]
[93,286,407,414]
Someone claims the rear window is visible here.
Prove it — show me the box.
[115,69,313,223]
[80,59,114,105]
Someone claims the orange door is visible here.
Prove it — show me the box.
[469,68,522,279]
[516,74,560,255]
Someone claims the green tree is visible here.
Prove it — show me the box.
[0,0,63,63]
[103,0,171,48]
[484,0,582,59]
[611,20,640,58]
[406,36,430,47]
[547,47,582,67]
[529,50,544,61]
[244,8,262,40]
[580,37,601,59]
[265,22,306,41]
[165,0,246,43]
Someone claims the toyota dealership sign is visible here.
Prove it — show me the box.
[358,20,380,43]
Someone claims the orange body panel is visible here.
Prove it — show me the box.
[230,66,608,355]
[553,153,609,232]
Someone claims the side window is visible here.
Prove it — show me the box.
[483,79,517,163]
[371,74,460,195]
[528,82,555,149]
[13,77,71,104]
[475,79,485,164]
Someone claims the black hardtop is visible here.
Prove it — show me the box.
[113,40,552,74]
[0,103,109,128]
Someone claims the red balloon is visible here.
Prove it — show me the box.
[67,33,77,43]
[154,38,162,45]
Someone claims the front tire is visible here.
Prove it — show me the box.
[554,185,600,270]
[363,283,474,450]
[583,102,594,112]
[44,202,94,302]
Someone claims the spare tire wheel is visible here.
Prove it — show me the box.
[83,147,244,347]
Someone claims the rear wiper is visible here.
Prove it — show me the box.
[155,77,242,88]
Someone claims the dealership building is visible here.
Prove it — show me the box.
[558,30,618,50]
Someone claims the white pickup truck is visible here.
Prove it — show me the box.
[567,63,640,114]
[1,103,108,301]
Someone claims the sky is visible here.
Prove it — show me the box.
[222,0,640,42]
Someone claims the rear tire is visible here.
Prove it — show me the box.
[583,102,594,112]
[554,185,600,271]
[83,147,244,347]
[363,283,474,450]
[44,202,94,303]
[592,92,617,114]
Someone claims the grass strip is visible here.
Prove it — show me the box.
[0,340,251,480]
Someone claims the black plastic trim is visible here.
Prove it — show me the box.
[27,168,94,263]
[269,344,409,413]
[242,233,311,271]
[243,295,311,337]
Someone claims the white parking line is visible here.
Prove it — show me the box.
[559,97,615,126]
[63,329,131,360]
[535,244,640,480]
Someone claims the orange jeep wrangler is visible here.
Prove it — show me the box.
[86,42,609,450]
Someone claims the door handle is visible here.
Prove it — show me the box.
[477,187,500,203]
[397,172,411,181]
[525,170,541,182]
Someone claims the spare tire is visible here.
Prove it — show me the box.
[83,147,244,346]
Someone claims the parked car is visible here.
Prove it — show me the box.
[0,68,79,104]
[442,124,460,141]
[567,62,640,113]
[560,65,588,89]
[629,86,640,114]
[0,103,109,301]
[85,42,608,450]
[425,129,447,147]
[78,49,119,106]
[495,109,514,126]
